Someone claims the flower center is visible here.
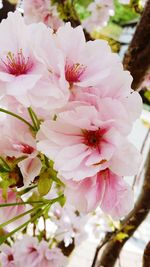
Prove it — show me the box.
[83,129,102,148]
[1,50,33,76]
[7,254,14,262]
[12,143,34,154]
[28,247,37,254]
[65,62,86,84]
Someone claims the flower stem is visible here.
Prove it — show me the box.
[0,108,34,130]
[28,107,40,131]
[0,195,64,244]
[0,203,50,245]
[0,200,44,207]
[0,205,43,229]
[0,156,11,171]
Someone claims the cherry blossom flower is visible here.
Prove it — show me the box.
[0,8,142,243]
[0,12,44,99]
[65,169,134,219]
[51,203,88,246]
[82,0,114,33]
[0,244,16,267]
[71,87,142,136]
[85,207,113,240]
[0,95,51,122]
[37,105,141,180]
[37,243,67,267]
[14,236,42,267]
[0,117,42,185]
[14,236,67,267]
[37,23,119,90]
[0,12,68,111]
[23,0,63,31]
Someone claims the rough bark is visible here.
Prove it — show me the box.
[143,241,150,267]
[123,0,150,90]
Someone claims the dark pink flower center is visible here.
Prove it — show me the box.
[1,50,33,76]
[65,62,86,84]
[7,254,14,262]
[12,143,34,154]
[28,247,37,254]
[83,129,102,148]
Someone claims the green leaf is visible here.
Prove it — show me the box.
[58,194,66,207]
[112,0,140,25]
[144,91,150,102]
[38,171,53,196]
[75,0,92,8]
[74,3,91,20]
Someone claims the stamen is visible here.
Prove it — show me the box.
[65,62,86,84]
[1,49,33,76]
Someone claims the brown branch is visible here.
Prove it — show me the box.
[143,241,150,267]
[0,0,16,22]
[58,239,75,256]
[123,0,150,90]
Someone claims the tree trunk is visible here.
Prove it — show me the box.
[143,241,150,267]
[123,0,150,90]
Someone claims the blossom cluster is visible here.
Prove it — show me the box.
[0,11,142,220]
[22,0,138,35]
[23,0,63,30]
[50,202,89,247]
[0,236,67,267]
[82,0,115,33]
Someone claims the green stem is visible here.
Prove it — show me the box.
[0,204,50,245]
[28,107,40,131]
[0,195,64,244]
[17,185,37,196]
[0,195,64,208]
[0,157,11,171]
[0,108,34,130]
[0,200,44,207]
[0,205,43,229]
